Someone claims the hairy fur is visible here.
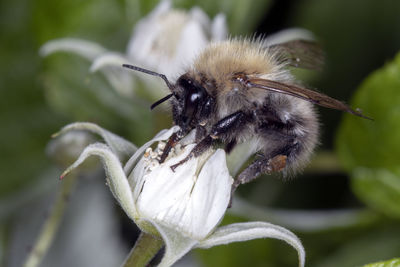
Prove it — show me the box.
[170,39,319,176]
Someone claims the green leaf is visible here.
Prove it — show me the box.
[351,168,400,218]
[336,52,400,171]
[336,52,400,217]
[312,227,400,267]
[364,258,400,267]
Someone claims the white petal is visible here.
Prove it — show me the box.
[197,222,305,267]
[126,22,162,66]
[126,0,171,59]
[171,20,208,73]
[189,7,211,31]
[90,52,129,73]
[123,126,180,175]
[211,13,228,41]
[148,0,171,19]
[135,148,232,241]
[129,155,151,204]
[265,28,316,46]
[149,221,198,267]
[61,143,137,221]
[134,144,199,232]
[39,38,107,61]
[188,149,232,239]
[54,122,137,163]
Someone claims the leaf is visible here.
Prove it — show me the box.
[336,52,400,170]
[363,258,400,267]
[336,52,400,217]
[351,168,400,218]
[312,227,400,267]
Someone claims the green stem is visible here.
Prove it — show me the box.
[123,232,164,267]
[23,175,77,267]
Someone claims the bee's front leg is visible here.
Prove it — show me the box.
[159,132,181,163]
[170,111,251,171]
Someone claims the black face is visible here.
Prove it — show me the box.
[173,75,214,134]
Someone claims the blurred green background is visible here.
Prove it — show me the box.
[1,0,400,266]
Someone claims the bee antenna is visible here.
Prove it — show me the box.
[150,94,173,110]
[122,64,175,91]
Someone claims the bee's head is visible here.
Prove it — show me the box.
[172,75,212,133]
[122,64,214,134]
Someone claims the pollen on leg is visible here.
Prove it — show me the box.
[268,155,287,172]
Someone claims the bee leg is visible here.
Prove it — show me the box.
[170,135,214,172]
[170,111,251,171]
[233,155,287,191]
[195,124,208,142]
[159,132,181,163]
[229,155,287,207]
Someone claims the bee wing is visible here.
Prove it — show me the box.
[268,40,324,70]
[247,78,372,120]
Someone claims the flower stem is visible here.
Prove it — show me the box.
[123,232,164,267]
[23,174,77,267]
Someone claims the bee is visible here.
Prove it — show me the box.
[123,38,370,196]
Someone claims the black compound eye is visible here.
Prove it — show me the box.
[176,76,207,126]
[178,77,204,104]
[185,81,204,107]
[188,90,202,104]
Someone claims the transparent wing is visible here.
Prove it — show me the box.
[247,78,372,120]
[268,40,324,70]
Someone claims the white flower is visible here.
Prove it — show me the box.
[126,0,227,79]
[39,0,227,98]
[58,122,305,267]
